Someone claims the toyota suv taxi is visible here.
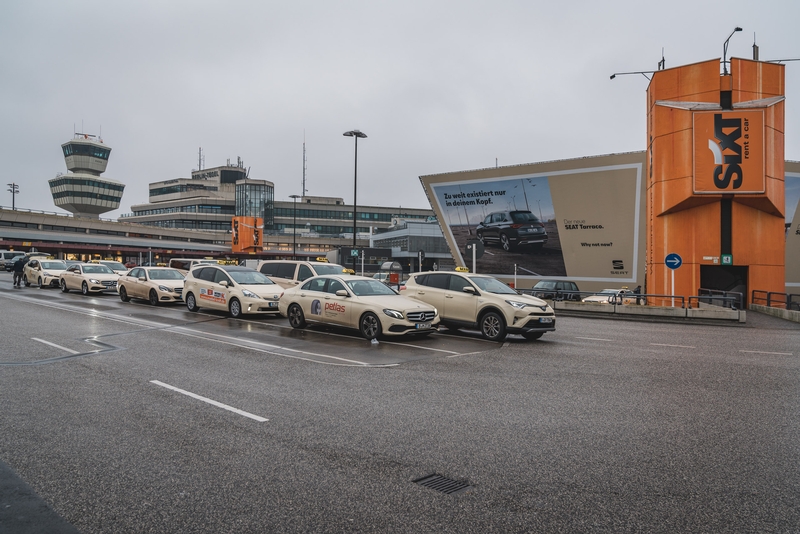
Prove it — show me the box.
[22,257,68,288]
[401,268,555,341]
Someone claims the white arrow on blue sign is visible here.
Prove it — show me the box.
[665,253,682,270]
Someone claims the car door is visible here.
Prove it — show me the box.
[63,264,81,289]
[444,274,479,324]
[24,259,39,284]
[192,267,222,310]
[411,273,448,315]
[323,278,352,327]
[128,268,145,299]
[298,277,329,322]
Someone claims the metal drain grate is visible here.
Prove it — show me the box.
[413,474,472,495]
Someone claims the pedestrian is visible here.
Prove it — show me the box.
[633,285,642,305]
[12,256,25,287]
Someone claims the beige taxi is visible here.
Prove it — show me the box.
[96,260,130,276]
[22,257,68,288]
[183,264,282,317]
[401,268,555,341]
[59,263,120,295]
[279,274,439,339]
[256,258,350,289]
[118,266,185,305]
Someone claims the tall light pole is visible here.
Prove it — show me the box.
[723,27,743,75]
[289,194,301,259]
[7,183,19,210]
[343,129,367,272]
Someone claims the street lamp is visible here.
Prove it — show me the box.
[289,194,301,259]
[343,129,367,272]
[722,26,743,75]
[7,183,19,210]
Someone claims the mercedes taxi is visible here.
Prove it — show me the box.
[59,262,120,295]
[118,266,185,305]
[183,264,282,317]
[279,274,439,339]
[401,268,555,341]
[22,257,68,288]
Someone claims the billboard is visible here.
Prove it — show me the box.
[786,167,800,290]
[420,153,645,285]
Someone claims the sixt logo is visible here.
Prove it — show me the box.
[707,114,743,189]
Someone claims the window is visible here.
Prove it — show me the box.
[327,279,346,294]
[422,273,448,289]
[305,278,327,292]
[449,275,473,292]
[298,264,313,281]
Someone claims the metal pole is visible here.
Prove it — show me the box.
[353,135,358,273]
[671,269,675,307]
[293,197,297,259]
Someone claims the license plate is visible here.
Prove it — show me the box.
[268,301,278,307]
[416,322,431,329]
[539,317,553,323]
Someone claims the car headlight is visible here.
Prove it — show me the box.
[241,289,258,299]
[383,309,404,320]
[505,300,529,309]
[42,271,52,277]
[89,278,101,284]
[158,285,172,293]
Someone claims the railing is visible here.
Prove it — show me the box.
[751,290,800,311]
[520,289,685,308]
[696,288,744,310]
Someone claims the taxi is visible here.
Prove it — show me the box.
[401,268,555,341]
[581,288,636,304]
[95,260,130,276]
[279,274,439,339]
[22,257,68,288]
[59,263,119,295]
[118,266,185,305]
[183,264,281,317]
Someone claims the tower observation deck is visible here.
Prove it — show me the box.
[48,133,125,218]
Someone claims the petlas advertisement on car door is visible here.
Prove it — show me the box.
[420,152,646,285]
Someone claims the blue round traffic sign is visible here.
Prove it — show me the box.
[665,253,682,270]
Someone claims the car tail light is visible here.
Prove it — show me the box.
[510,224,523,229]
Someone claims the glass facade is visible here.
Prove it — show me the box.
[235,181,274,229]
[62,143,110,160]
[151,184,219,197]
[49,177,124,193]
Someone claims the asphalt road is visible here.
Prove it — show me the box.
[1,270,799,533]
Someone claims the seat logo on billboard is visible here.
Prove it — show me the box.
[693,110,764,195]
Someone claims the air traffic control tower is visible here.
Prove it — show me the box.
[48,133,125,218]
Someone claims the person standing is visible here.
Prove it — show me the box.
[12,256,25,287]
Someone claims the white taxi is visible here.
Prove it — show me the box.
[59,263,120,295]
[183,264,281,317]
[95,260,130,276]
[401,269,555,341]
[22,257,68,288]
[118,266,185,305]
[279,274,439,339]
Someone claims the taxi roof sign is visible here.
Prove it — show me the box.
[455,266,470,272]
[315,257,330,263]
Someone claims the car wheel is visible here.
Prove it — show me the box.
[522,332,544,341]
[23,275,30,287]
[119,286,131,302]
[288,303,306,329]
[500,233,513,252]
[149,289,160,306]
[228,298,242,318]
[60,279,69,293]
[480,311,506,341]
[38,277,43,289]
[186,292,199,312]
[359,312,381,340]
[81,282,89,295]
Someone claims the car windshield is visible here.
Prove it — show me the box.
[510,211,540,224]
[346,279,398,296]
[534,281,557,290]
[41,261,67,269]
[314,264,346,275]
[469,276,518,294]
[229,270,275,285]
[148,269,185,281]
[84,265,114,274]
[102,262,127,270]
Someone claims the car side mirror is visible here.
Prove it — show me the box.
[219,280,229,287]
[138,276,146,282]
[335,289,349,297]
[462,286,476,294]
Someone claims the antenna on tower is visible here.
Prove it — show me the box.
[658,48,665,70]
[753,33,759,61]
[302,131,308,197]
[198,147,204,170]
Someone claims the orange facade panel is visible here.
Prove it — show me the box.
[732,58,785,98]
[231,216,263,253]
[647,59,721,106]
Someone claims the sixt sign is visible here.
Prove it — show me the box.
[693,110,765,195]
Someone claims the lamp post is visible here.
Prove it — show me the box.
[343,129,367,272]
[7,183,19,210]
[722,26,743,75]
[289,194,301,259]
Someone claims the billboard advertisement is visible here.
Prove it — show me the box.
[786,166,800,290]
[420,153,645,286]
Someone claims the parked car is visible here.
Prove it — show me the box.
[531,280,581,301]
[279,274,439,339]
[475,210,548,252]
[22,258,68,288]
[581,288,636,304]
[118,266,185,305]
[3,254,26,272]
[96,260,130,276]
[183,264,282,317]
[401,269,555,341]
[59,263,119,295]
[256,258,350,289]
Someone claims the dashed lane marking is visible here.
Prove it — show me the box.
[151,380,268,422]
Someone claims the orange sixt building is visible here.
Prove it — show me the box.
[647,57,786,304]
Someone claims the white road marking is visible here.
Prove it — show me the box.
[651,343,696,349]
[150,380,268,422]
[740,350,793,356]
[575,336,612,342]
[31,337,78,354]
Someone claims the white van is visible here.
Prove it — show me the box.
[168,258,220,275]
[255,258,350,289]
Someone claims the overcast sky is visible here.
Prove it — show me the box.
[2,0,799,219]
